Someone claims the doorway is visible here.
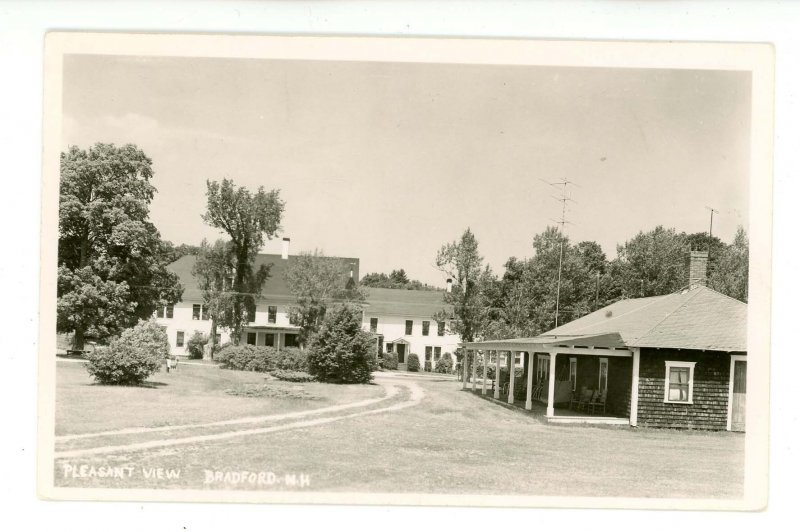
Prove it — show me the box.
[396,343,406,363]
[730,359,746,432]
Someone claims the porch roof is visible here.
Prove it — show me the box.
[464,332,625,351]
[243,325,301,332]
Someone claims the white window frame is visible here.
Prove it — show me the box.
[598,357,609,393]
[569,357,578,392]
[537,354,550,382]
[664,361,697,404]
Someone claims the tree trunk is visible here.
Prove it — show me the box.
[73,326,85,351]
[206,319,218,360]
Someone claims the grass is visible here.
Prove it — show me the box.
[55,360,382,436]
[53,364,744,498]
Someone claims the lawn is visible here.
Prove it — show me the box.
[52,364,744,499]
[55,360,383,436]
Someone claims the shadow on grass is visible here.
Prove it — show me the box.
[87,381,169,389]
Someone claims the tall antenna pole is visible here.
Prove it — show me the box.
[705,206,719,241]
[540,179,578,328]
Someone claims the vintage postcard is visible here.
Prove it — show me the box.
[38,32,773,509]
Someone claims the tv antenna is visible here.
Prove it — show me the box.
[539,179,579,327]
[705,206,719,240]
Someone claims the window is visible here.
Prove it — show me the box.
[156,305,173,319]
[569,358,578,392]
[370,318,378,333]
[284,334,299,348]
[166,304,174,319]
[425,346,433,360]
[386,342,394,353]
[438,321,445,336]
[664,361,696,403]
[598,358,608,394]
[514,353,521,366]
[246,303,256,323]
[264,333,275,347]
[422,321,430,336]
[536,355,550,383]
[434,347,442,360]
[268,306,277,324]
[192,304,209,320]
[246,332,257,345]
[405,320,413,335]
[176,331,185,348]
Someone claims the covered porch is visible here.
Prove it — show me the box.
[462,334,640,426]
[241,325,302,350]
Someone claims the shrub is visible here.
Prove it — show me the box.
[275,347,308,372]
[424,360,432,372]
[271,369,315,382]
[216,345,308,373]
[186,331,208,359]
[84,319,169,385]
[407,353,420,372]
[306,304,376,384]
[435,352,454,374]
[380,351,398,370]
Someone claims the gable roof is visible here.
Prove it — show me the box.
[540,285,747,352]
[363,287,452,319]
[168,253,360,301]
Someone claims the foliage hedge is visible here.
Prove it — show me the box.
[306,304,376,384]
[186,331,208,359]
[379,351,398,370]
[270,369,315,382]
[216,345,308,373]
[407,353,420,372]
[84,319,169,385]
[435,352,454,374]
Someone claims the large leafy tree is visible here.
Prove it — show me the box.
[202,179,284,343]
[610,226,689,299]
[285,250,365,347]
[435,228,494,343]
[709,226,749,302]
[360,268,441,291]
[192,239,235,354]
[58,143,182,349]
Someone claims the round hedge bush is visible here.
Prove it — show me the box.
[379,351,398,370]
[84,319,169,385]
[435,352,454,374]
[407,353,420,372]
[306,304,376,384]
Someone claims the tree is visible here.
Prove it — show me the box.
[709,226,749,302]
[610,226,689,299]
[306,304,376,384]
[435,228,493,344]
[360,270,441,291]
[202,179,285,343]
[58,143,183,349]
[192,238,235,355]
[285,250,365,347]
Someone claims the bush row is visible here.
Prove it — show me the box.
[270,369,315,382]
[216,345,308,373]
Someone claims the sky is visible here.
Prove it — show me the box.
[62,55,751,286]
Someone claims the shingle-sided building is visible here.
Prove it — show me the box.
[464,284,748,431]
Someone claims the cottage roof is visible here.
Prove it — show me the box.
[540,285,747,352]
[362,287,452,319]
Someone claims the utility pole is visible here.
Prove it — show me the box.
[540,179,578,328]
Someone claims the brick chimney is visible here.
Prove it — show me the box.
[687,249,708,288]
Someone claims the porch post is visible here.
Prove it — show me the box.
[482,349,488,395]
[525,352,534,410]
[630,347,640,426]
[494,350,501,399]
[546,351,557,417]
[508,351,516,404]
[472,350,478,391]
[462,349,468,390]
